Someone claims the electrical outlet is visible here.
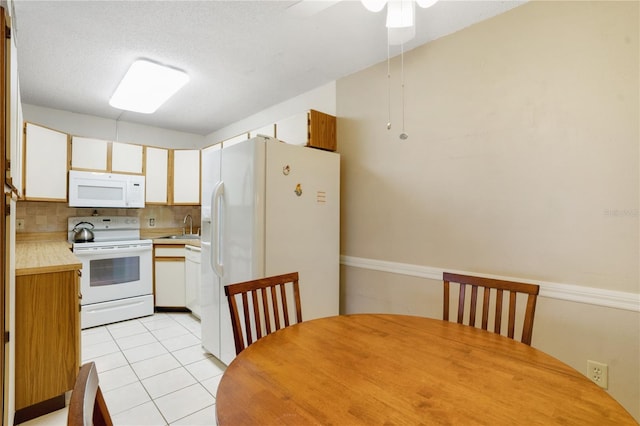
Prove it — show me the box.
[587,360,608,389]
[149,218,155,227]
[16,219,25,230]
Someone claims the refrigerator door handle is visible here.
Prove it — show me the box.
[211,181,225,278]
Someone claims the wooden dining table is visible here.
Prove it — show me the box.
[216,314,637,425]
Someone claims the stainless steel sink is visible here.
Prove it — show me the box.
[159,234,200,240]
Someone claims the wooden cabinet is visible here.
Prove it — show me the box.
[23,123,70,201]
[7,17,24,196]
[71,136,108,171]
[249,123,275,138]
[15,267,80,420]
[145,146,169,204]
[221,133,249,147]
[26,122,200,205]
[112,141,144,174]
[71,137,144,174]
[1,13,9,423]
[275,109,336,151]
[146,148,199,205]
[154,244,186,307]
[171,149,200,205]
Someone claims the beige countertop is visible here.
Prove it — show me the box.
[16,241,82,276]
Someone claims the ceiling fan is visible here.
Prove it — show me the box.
[287,0,438,44]
[287,0,440,140]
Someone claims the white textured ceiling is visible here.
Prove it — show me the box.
[12,0,524,136]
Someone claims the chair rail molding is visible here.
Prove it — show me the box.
[340,255,640,313]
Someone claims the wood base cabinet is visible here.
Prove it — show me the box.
[15,269,80,421]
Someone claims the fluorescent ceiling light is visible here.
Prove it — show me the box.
[109,59,189,114]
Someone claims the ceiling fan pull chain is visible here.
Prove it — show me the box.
[400,41,408,140]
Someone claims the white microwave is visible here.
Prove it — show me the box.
[69,170,145,208]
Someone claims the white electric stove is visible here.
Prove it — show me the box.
[69,216,153,329]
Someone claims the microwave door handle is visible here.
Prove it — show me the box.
[211,181,224,278]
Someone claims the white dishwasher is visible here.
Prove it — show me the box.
[185,245,202,319]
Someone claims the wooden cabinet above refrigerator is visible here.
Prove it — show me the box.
[275,110,336,152]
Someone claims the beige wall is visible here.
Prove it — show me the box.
[337,0,639,420]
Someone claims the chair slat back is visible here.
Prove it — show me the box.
[67,362,113,426]
[225,272,302,354]
[443,272,539,345]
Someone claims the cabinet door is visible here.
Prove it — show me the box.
[145,147,168,204]
[112,142,143,174]
[221,133,249,148]
[155,259,186,307]
[275,112,308,146]
[8,26,23,195]
[308,109,337,151]
[15,270,80,410]
[249,124,275,138]
[172,150,200,205]
[24,123,69,201]
[155,245,186,307]
[71,136,108,171]
[185,247,201,318]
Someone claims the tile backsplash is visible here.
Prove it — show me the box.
[16,201,201,234]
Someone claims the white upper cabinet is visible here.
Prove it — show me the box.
[24,123,69,201]
[72,137,144,174]
[112,142,144,174]
[71,136,108,171]
[146,147,201,205]
[145,146,169,204]
[172,149,200,205]
[249,123,275,139]
[24,121,203,205]
[275,112,308,146]
[221,133,249,148]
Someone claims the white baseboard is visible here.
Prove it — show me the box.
[340,255,640,313]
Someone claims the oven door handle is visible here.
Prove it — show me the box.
[74,245,152,254]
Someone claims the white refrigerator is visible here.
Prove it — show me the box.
[200,136,340,365]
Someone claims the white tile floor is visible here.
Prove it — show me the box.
[21,312,226,426]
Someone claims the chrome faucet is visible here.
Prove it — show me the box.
[183,214,193,235]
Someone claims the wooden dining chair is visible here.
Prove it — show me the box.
[67,361,113,426]
[224,272,302,355]
[443,272,540,345]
